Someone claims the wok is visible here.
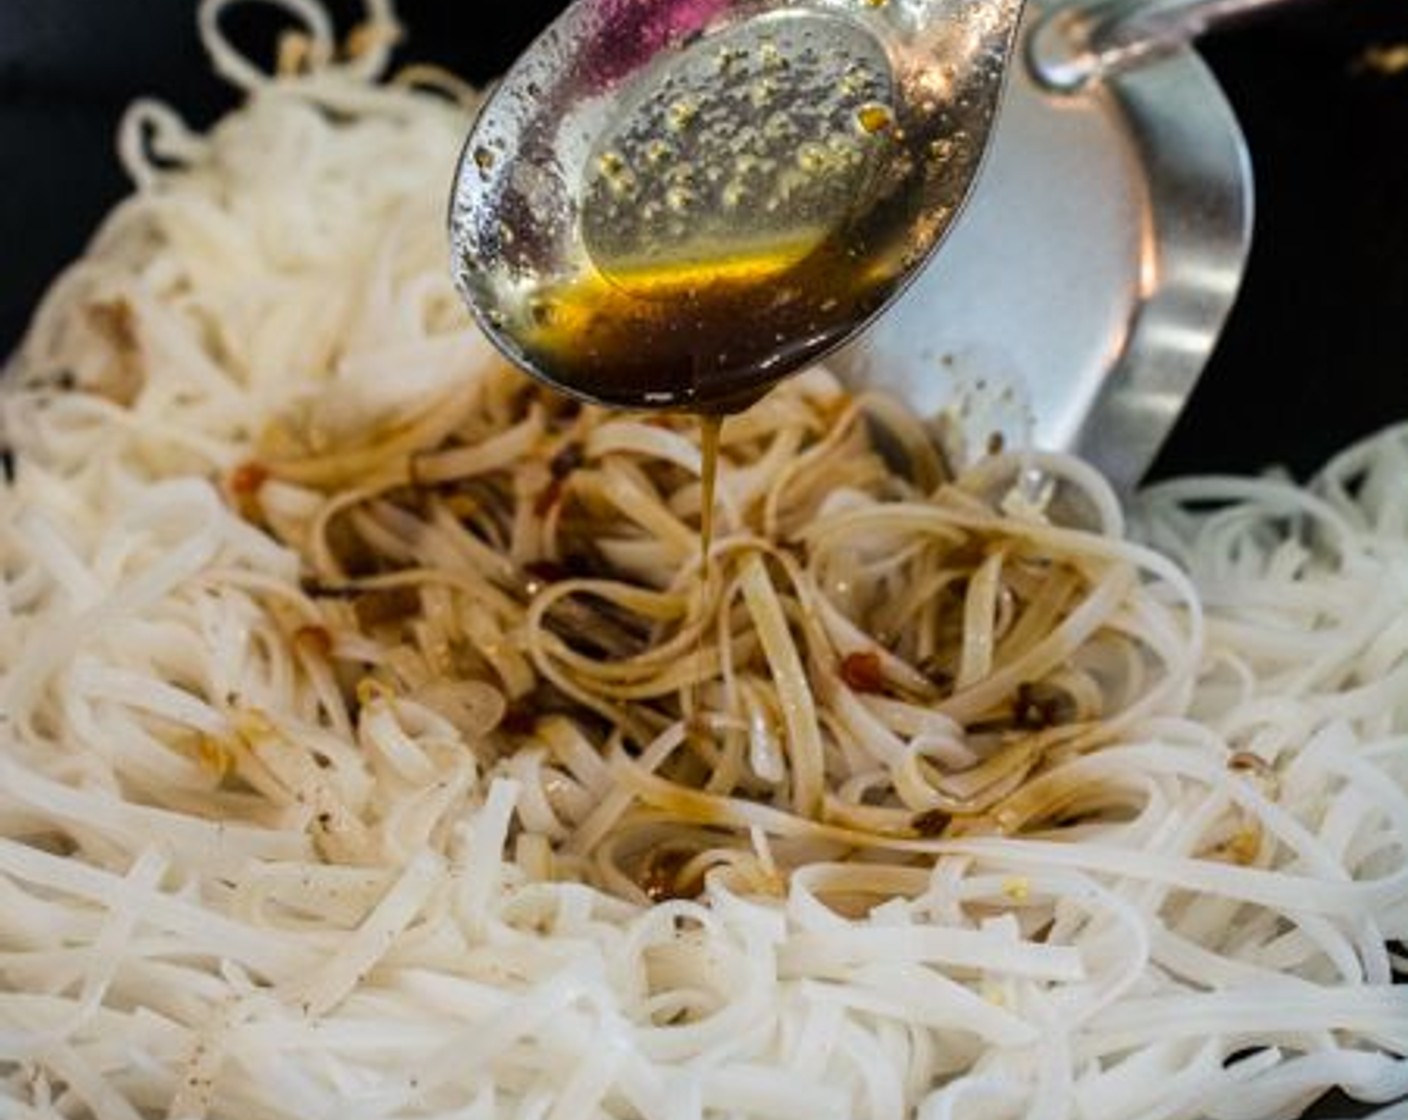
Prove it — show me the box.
[0,1,1404,1116]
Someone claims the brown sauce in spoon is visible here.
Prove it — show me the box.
[505,235,894,413]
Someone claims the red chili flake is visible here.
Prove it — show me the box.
[293,625,334,659]
[229,462,268,496]
[840,650,887,694]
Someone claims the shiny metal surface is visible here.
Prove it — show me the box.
[831,1,1253,493]
[449,0,1025,410]
[1028,0,1312,91]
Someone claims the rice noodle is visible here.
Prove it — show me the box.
[0,2,1404,1117]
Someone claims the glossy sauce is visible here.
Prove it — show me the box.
[506,236,896,412]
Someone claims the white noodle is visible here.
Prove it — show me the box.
[0,2,1404,1117]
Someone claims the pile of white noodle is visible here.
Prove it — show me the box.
[0,3,1404,1117]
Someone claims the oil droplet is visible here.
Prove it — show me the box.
[856,103,895,135]
[644,139,672,166]
[757,39,786,70]
[596,151,638,197]
[750,78,777,107]
[529,298,557,328]
[796,143,827,173]
[667,98,700,132]
[863,0,889,7]
[840,62,875,97]
[929,137,956,161]
[716,45,749,75]
[666,186,695,214]
[472,146,496,176]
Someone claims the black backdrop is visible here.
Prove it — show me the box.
[2,0,1407,482]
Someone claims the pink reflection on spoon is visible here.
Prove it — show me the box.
[581,0,733,89]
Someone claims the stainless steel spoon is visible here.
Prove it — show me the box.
[449,0,1307,425]
[449,0,1025,412]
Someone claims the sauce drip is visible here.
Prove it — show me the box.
[698,415,723,575]
[685,415,724,721]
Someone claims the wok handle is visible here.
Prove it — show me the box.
[1026,0,1311,91]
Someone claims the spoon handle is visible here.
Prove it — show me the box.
[1027,0,1312,91]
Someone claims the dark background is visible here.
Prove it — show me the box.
[1,0,1406,482]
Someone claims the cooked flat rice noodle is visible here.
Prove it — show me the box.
[0,2,1404,1116]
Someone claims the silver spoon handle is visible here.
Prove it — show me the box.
[1027,0,1309,91]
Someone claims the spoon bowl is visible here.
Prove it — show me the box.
[450,0,1024,411]
[831,0,1253,495]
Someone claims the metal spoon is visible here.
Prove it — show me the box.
[449,0,1025,412]
[449,0,1308,426]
